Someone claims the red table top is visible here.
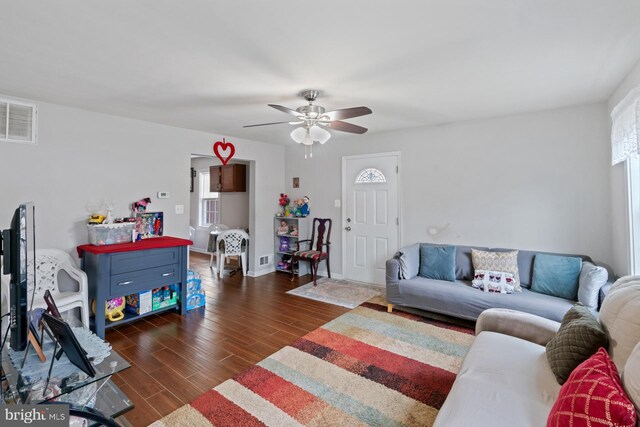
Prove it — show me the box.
[77,236,193,257]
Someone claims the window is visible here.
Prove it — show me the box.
[355,168,387,184]
[199,171,220,226]
[0,97,37,144]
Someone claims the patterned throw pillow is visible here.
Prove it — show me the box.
[546,303,608,384]
[547,348,637,427]
[471,269,518,293]
[471,249,521,291]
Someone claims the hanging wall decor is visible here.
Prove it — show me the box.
[213,138,236,166]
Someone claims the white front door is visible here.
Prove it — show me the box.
[343,153,400,284]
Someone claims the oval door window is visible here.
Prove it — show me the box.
[354,168,387,184]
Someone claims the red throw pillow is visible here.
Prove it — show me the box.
[548,347,637,427]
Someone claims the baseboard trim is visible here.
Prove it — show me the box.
[249,268,275,277]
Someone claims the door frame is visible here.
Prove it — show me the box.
[341,151,403,281]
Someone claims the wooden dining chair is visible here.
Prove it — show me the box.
[291,218,332,286]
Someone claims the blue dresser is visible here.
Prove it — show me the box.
[78,237,192,338]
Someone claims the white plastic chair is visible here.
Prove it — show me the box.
[208,224,229,270]
[217,229,249,278]
[1,249,90,328]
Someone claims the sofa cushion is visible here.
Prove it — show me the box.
[623,342,640,418]
[471,269,517,293]
[394,243,419,279]
[471,249,521,290]
[599,278,640,370]
[394,277,573,322]
[547,348,637,427]
[531,254,582,300]
[492,248,593,288]
[433,331,560,427]
[419,245,455,282]
[546,304,608,384]
[577,261,608,311]
[421,243,489,281]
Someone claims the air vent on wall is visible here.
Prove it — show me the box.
[0,97,38,144]
[259,255,269,266]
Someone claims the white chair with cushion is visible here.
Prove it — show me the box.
[217,229,249,278]
[1,249,90,328]
[434,276,640,426]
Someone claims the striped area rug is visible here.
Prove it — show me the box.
[150,303,474,427]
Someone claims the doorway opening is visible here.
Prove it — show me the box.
[189,155,253,271]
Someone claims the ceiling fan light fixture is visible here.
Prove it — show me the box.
[290,127,306,143]
[302,130,313,146]
[309,125,331,144]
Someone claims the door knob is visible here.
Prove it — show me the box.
[345,226,351,231]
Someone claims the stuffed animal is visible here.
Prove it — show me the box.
[300,196,310,217]
[131,197,151,214]
[277,220,289,235]
[279,236,290,252]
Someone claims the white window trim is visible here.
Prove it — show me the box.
[0,96,38,145]
[198,170,220,227]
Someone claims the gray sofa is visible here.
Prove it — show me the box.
[386,243,611,322]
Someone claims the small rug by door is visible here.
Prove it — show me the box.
[150,302,474,427]
[286,277,384,308]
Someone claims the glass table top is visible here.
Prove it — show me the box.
[1,327,130,405]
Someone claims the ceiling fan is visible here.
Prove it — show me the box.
[244,90,372,155]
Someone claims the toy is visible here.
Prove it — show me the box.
[126,291,152,315]
[293,198,304,217]
[300,196,310,217]
[131,197,152,214]
[277,220,289,235]
[92,297,126,322]
[290,226,298,236]
[88,214,106,224]
[279,236,290,252]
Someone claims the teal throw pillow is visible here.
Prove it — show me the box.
[531,254,582,300]
[419,245,456,282]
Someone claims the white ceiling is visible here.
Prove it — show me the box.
[1,1,640,145]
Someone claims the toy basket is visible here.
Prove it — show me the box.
[87,223,135,246]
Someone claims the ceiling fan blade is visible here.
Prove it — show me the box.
[323,106,372,121]
[243,121,292,128]
[268,104,303,117]
[328,121,368,134]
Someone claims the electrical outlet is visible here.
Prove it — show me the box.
[175,204,184,214]
[334,199,341,208]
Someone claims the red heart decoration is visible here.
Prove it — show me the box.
[213,139,235,166]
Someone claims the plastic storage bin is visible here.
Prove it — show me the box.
[87,223,135,246]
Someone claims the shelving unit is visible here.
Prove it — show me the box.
[274,216,309,276]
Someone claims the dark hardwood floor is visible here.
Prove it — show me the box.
[109,251,349,426]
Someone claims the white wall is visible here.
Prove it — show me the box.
[0,98,284,275]
[189,156,250,251]
[608,58,640,275]
[286,103,613,276]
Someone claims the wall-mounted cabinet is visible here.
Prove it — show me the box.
[210,164,246,192]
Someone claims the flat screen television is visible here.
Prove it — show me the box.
[1,202,35,351]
